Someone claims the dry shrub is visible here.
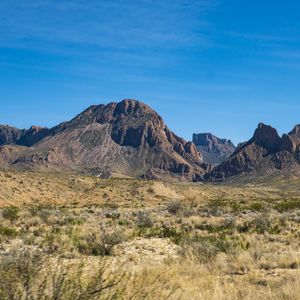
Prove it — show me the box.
[0,249,126,300]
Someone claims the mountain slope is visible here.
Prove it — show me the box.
[192,133,235,165]
[0,99,210,181]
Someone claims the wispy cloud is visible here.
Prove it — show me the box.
[0,0,215,50]
[0,0,218,76]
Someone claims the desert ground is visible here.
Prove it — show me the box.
[0,170,300,299]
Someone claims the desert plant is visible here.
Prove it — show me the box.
[136,210,154,228]
[166,200,182,215]
[0,249,127,300]
[251,214,271,234]
[2,206,20,222]
[0,225,18,237]
[75,227,125,256]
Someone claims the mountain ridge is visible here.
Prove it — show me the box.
[1,101,300,182]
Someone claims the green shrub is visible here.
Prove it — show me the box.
[136,225,185,244]
[274,199,300,212]
[75,230,125,256]
[204,198,229,215]
[0,225,18,237]
[248,202,265,212]
[2,206,20,222]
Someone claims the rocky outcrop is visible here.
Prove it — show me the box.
[192,133,235,165]
[251,123,281,152]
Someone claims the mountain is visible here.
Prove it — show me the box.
[0,99,210,181]
[206,123,300,181]
[0,125,50,147]
[192,133,235,165]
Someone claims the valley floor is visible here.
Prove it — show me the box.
[0,170,300,299]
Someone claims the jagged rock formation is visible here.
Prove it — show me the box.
[281,125,300,153]
[0,99,210,181]
[192,133,235,165]
[206,123,300,181]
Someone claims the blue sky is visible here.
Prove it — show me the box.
[1,0,300,144]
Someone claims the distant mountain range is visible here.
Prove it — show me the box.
[192,133,235,166]
[1,99,300,182]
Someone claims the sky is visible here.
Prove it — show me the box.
[1,0,300,145]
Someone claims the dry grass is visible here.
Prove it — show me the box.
[1,169,300,299]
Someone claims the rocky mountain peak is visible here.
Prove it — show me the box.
[113,99,150,116]
[289,125,300,135]
[252,123,281,152]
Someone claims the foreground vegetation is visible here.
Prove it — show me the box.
[0,170,300,299]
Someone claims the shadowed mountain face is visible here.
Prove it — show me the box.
[206,123,300,181]
[0,125,23,145]
[0,99,210,181]
[192,133,235,165]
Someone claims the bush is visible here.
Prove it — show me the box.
[196,217,236,234]
[136,211,154,228]
[248,202,265,212]
[204,198,229,215]
[0,249,127,300]
[166,201,182,215]
[76,229,125,256]
[274,199,300,212]
[2,206,20,222]
[136,225,185,244]
[251,214,271,234]
[181,234,241,263]
[0,225,18,237]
